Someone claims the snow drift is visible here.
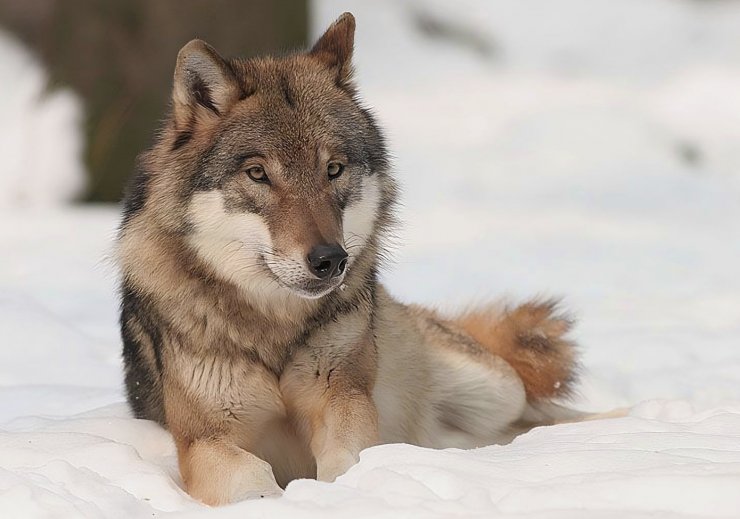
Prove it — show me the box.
[1,0,739,517]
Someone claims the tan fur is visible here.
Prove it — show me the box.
[117,13,605,508]
[454,300,578,400]
[177,438,283,505]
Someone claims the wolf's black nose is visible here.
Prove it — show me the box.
[307,245,348,280]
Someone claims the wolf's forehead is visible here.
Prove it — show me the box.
[224,100,343,159]
[224,67,356,147]
[234,57,341,109]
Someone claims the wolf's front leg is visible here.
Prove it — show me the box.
[282,334,379,482]
[312,374,379,482]
[165,359,286,506]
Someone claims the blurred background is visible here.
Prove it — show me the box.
[0,0,739,414]
[0,0,308,203]
[2,0,740,205]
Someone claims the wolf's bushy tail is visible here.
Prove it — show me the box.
[454,299,579,402]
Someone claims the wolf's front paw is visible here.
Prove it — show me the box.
[184,440,283,506]
[233,455,284,501]
[316,447,359,482]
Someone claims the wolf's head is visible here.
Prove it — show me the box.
[128,13,394,300]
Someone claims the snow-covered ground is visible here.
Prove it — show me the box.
[2,0,740,517]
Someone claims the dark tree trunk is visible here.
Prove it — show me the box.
[0,0,309,202]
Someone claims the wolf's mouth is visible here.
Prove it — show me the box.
[279,276,345,300]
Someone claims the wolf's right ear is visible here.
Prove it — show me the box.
[172,39,241,127]
[310,12,356,89]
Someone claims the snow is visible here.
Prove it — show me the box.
[2,0,740,517]
[0,32,85,208]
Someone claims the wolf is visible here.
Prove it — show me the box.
[118,13,599,506]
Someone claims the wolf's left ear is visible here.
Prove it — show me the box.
[310,12,356,88]
[172,39,241,127]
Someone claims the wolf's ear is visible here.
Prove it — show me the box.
[172,39,241,126]
[310,12,355,88]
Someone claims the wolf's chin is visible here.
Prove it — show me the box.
[290,288,334,300]
[278,275,345,300]
[285,280,343,300]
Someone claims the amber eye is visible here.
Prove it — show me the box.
[327,162,345,180]
[246,165,269,183]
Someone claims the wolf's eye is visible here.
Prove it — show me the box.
[327,162,345,180]
[246,166,269,183]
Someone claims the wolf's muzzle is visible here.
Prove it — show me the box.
[307,245,348,280]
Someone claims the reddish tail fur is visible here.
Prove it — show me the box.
[454,299,579,401]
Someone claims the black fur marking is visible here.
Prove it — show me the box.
[337,192,348,211]
[185,142,220,194]
[281,76,295,108]
[120,162,148,226]
[329,103,389,179]
[338,172,364,210]
[426,317,484,356]
[189,172,219,192]
[237,152,267,162]
[377,184,397,220]
[120,281,166,424]
[517,332,556,353]
[192,76,220,115]
[122,284,165,373]
[121,320,157,421]
[172,130,193,151]
[358,107,389,174]
[367,271,379,355]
